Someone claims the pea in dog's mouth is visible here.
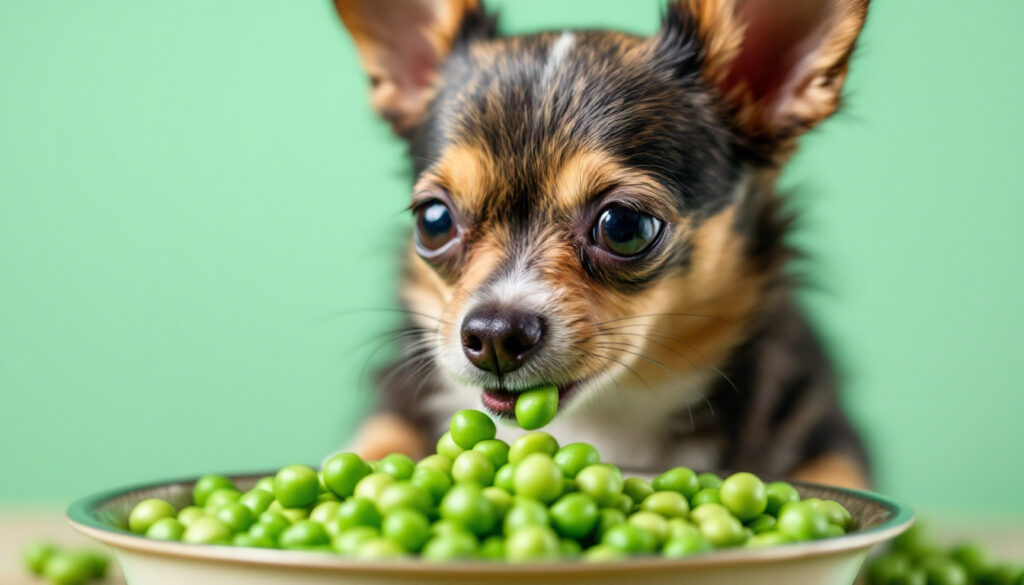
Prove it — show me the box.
[480,381,581,417]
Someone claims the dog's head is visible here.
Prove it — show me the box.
[335,0,869,421]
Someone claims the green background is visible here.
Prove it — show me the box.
[1,1,1022,514]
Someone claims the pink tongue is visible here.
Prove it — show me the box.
[481,389,517,413]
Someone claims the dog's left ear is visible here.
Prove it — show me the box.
[333,0,490,138]
[675,0,870,150]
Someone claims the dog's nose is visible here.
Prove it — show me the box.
[461,307,544,376]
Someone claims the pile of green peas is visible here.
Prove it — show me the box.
[865,524,1024,585]
[22,541,108,585]
[117,408,857,563]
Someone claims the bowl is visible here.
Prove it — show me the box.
[68,472,913,585]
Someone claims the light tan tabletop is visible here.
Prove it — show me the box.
[3,506,1022,585]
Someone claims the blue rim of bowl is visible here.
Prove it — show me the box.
[67,472,914,574]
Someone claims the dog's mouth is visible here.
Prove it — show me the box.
[480,381,582,418]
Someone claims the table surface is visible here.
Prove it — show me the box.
[3,508,1023,585]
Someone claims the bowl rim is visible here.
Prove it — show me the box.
[67,471,914,574]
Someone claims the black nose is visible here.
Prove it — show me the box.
[461,307,544,375]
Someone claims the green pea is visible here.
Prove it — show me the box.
[746,531,793,548]
[482,486,514,518]
[614,493,635,515]
[513,453,564,503]
[601,523,657,554]
[439,483,496,536]
[129,498,176,534]
[376,481,433,515]
[177,506,206,527]
[629,511,669,545]
[382,508,432,552]
[416,454,454,474]
[805,498,853,531]
[183,516,232,545]
[549,493,599,539]
[253,476,275,494]
[42,552,94,585]
[575,464,623,507]
[378,453,416,480]
[353,472,397,502]
[893,523,938,558]
[506,525,561,562]
[690,503,732,525]
[698,473,723,490]
[924,559,970,585]
[507,432,559,463]
[719,472,767,522]
[623,477,654,504]
[747,514,777,534]
[74,550,109,579]
[280,507,309,523]
[652,467,700,499]
[214,502,255,533]
[204,488,242,511]
[691,488,721,508]
[432,519,476,539]
[554,443,600,479]
[356,537,408,559]
[698,513,746,548]
[641,491,690,519]
[279,520,330,550]
[273,465,320,509]
[663,532,714,557]
[595,508,627,539]
[560,539,583,558]
[504,498,550,534]
[868,553,914,585]
[421,533,478,561]
[473,439,511,469]
[777,501,829,541]
[584,544,626,562]
[667,518,701,540]
[494,463,517,492]
[452,450,496,486]
[331,526,380,555]
[411,467,452,504]
[436,432,466,460]
[193,475,236,507]
[765,481,800,516]
[22,541,57,575]
[248,521,285,543]
[515,385,559,430]
[951,543,991,578]
[308,501,341,525]
[449,409,497,449]
[322,452,372,498]
[327,497,382,536]
[476,535,504,560]
[890,569,927,585]
[238,489,275,516]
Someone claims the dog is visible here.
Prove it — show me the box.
[332,0,872,490]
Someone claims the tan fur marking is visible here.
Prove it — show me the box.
[791,452,870,490]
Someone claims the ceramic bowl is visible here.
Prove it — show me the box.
[68,472,912,585]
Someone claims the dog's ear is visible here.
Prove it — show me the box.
[675,0,869,151]
[333,0,489,138]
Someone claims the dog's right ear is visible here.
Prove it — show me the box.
[333,0,490,138]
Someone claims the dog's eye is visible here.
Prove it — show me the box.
[594,206,663,256]
[415,200,456,251]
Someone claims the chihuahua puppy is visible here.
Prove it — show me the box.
[333,0,871,489]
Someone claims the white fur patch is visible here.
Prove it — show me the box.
[542,32,575,85]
